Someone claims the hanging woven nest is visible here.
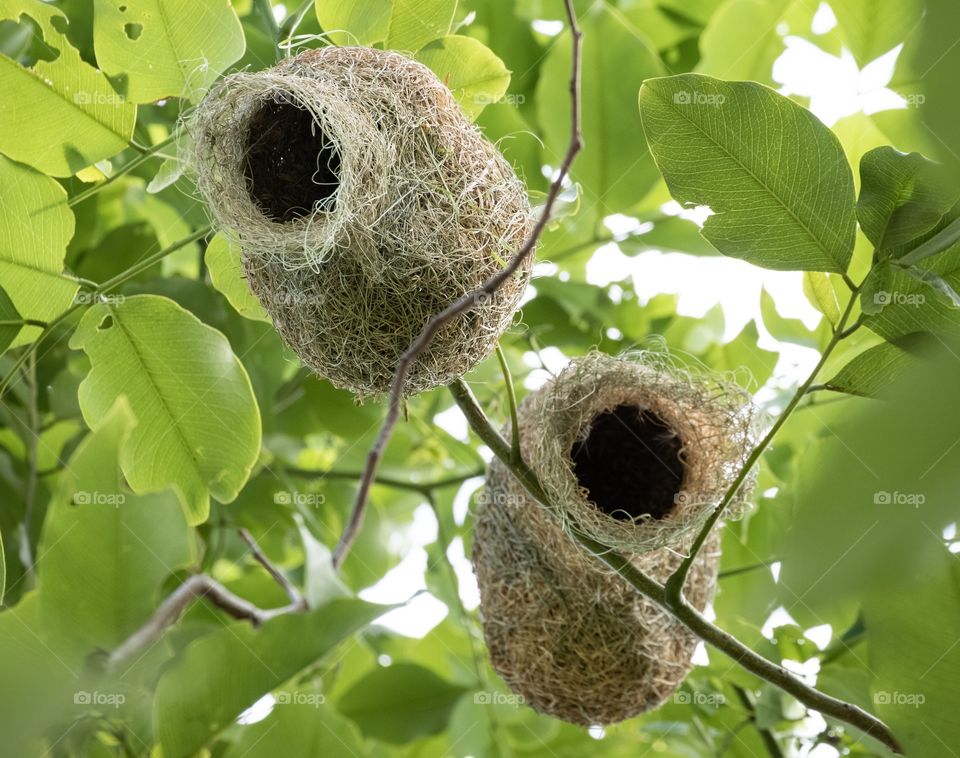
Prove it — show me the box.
[528,351,757,553]
[471,351,758,724]
[473,453,722,725]
[191,46,533,398]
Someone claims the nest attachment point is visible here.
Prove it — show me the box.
[473,448,722,725]
[530,351,758,553]
[192,46,533,398]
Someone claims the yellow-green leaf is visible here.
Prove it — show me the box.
[0,0,136,176]
[417,35,510,121]
[92,0,245,103]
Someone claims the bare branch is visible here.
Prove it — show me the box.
[239,528,307,609]
[333,0,584,568]
[108,532,308,672]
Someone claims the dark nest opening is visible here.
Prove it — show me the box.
[243,99,341,222]
[571,405,684,521]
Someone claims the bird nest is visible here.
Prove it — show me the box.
[473,450,722,725]
[529,351,758,553]
[191,46,532,398]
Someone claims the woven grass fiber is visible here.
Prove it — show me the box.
[192,46,532,398]
[472,351,758,724]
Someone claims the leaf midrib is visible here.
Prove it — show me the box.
[108,305,205,495]
[652,83,845,268]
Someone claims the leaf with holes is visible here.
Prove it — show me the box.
[92,0,245,103]
[0,155,77,347]
[0,0,136,176]
[640,74,857,272]
[69,294,261,524]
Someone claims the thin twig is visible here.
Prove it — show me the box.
[239,528,307,609]
[495,344,522,462]
[732,684,786,758]
[331,0,584,569]
[68,132,179,208]
[285,466,484,495]
[446,379,903,755]
[108,532,308,672]
[18,353,39,585]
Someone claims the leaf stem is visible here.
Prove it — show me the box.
[68,131,179,208]
[495,344,522,462]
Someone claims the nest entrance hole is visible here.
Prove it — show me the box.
[571,404,684,522]
[243,98,342,222]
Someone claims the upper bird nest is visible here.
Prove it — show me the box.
[192,46,532,398]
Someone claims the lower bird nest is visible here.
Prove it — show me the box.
[192,46,532,397]
[473,455,722,725]
[530,351,758,553]
[471,352,758,724]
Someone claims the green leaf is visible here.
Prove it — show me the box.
[802,271,842,325]
[857,147,958,258]
[865,550,960,757]
[205,232,269,322]
[0,0,136,176]
[92,0,245,103]
[314,0,391,46]
[297,516,350,608]
[865,258,960,339]
[38,400,194,661]
[0,154,78,346]
[155,598,387,758]
[0,284,22,354]
[760,288,818,348]
[537,4,664,214]
[386,0,456,52]
[416,35,510,121]
[225,687,367,757]
[640,74,857,272]
[0,528,4,604]
[897,214,960,267]
[831,0,924,67]
[824,339,920,397]
[704,320,778,390]
[69,294,262,525]
[337,662,468,744]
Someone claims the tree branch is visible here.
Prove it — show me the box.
[332,0,584,569]
[447,378,903,755]
[108,530,307,672]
